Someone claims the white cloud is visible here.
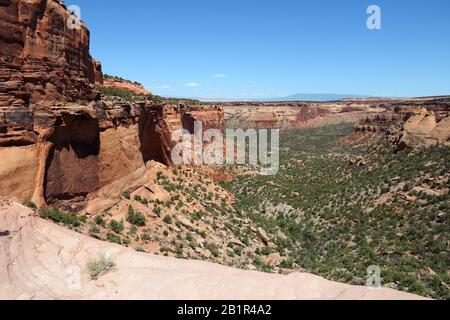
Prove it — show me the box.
[185,82,201,87]
[155,85,170,89]
[212,73,227,78]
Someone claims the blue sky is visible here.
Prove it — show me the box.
[70,0,450,99]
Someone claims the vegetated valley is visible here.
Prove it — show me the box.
[29,122,450,300]
[220,124,450,299]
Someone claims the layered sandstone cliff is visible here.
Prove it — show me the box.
[0,0,225,209]
[101,76,151,95]
[0,100,224,208]
[355,103,450,150]
[0,0,101,107]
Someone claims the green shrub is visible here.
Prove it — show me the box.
[26,201,37,211]
[122,191,131,200]
[163,215,173,225]
[160,246,171,253]
[204,242,220,257]
[127,206,146,226]
[141,232,152,241]
[107,232,121,244]
[87,254,116,280]
[252,255,272,272]
[153,206,162,216]
[109,219,124,233]
[89,225,100,235]
[39,208,80,227]
[94,215,106,226]
[129,225,137,235]
[122,237,131,246]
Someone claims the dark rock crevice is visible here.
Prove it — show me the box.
[44,112,101,204]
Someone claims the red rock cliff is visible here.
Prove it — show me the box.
[0,0,225,210]
[0,0,102,107]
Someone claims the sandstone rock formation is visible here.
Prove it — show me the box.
[101,75,151,95]
[355,103,450,150]
[0,0,225,209]
[0,100,224,208]
[0,199,426,300]
[223,102,385,129]
[0,0,102,107]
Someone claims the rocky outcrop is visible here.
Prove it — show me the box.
[355,104,450,150]
[0,0,225,209]
[101,76,150,95]
[0,101,225,208]
[181,105,224,132]
[223,103,384,129]
[0,199,426,300]
[0,0,101,107]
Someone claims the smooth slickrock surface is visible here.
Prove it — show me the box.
[0,199,425,300]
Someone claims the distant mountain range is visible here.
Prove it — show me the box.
[195,93,375,102]
[266,93,374,102]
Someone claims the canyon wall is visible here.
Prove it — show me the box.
[223,103,385,129]
[0,100,225,209]
[0,0,101,107]
[0,0,225,209]
[355,103,450,150]
[101,76,151,95]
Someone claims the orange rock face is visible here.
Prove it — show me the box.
[0,0,102,107]
[355,103,450,150]
[0,0,225,209]
[0,101,225,208]
[101,76,151,95]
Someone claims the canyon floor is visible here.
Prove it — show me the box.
[0,199,424,300]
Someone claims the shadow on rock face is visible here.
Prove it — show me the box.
[44,112,101,204]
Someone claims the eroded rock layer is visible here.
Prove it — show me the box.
[355,103,450,150]
[0,0,225,209]
[101,76,151,95]
[223,102,385,129]
[0,0,101,107]
[0,101,225,208]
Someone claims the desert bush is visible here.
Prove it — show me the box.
[39,208,80,227]
[94,215,106,226]
[163,215,173,225]
[127,206,146,226]
[204,242,220,257]
[152,206,162,216]
[107,232,121,244]
[89,225,100,235]
[141,232,152,241]
[26,201,37,211]
[87,254,116,280]
[109,219,124,233]
[122,191,131,200]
